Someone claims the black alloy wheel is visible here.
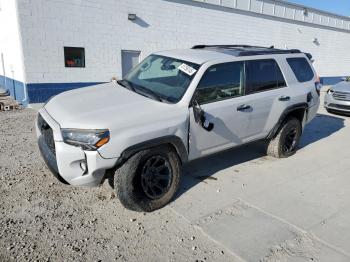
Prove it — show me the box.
[140,155,173,200]
[114,145,182,212]
[282,127,298,154]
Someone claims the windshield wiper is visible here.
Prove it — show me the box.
[137,87,164,102]
[118,79,166,102]
[117,79,136,92]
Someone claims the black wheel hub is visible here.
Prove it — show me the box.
[140,155,172,200]
[283,128,298,153]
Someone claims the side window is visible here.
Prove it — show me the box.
[245,59,286,94]
[196,62,244,104]
[287,57,314,82]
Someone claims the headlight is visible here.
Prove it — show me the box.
[61,129,110,151]
[327,89,334,94]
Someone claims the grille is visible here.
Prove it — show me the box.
[38,114,56,154]
[332,91,350,101]
[328,103,350,111]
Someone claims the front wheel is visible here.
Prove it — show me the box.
[114,145,181,212]
[267,117,302,158]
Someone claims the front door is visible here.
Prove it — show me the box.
[189,61,251,160]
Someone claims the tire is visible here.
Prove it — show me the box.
[114,145,182,212]
[267,117,302,158]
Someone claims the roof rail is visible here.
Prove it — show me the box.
[192,44,267,49]
[238,49,302,56]
[191,44,303,56]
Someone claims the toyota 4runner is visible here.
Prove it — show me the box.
[36,45,321,212]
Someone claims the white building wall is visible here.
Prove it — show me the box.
[16,0,350,85]
[0,0,26,84]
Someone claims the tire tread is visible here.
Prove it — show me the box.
[267,117,301,158]
[114,146,181,212]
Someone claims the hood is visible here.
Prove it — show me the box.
[44,82,182,129]
[331,81,350,93]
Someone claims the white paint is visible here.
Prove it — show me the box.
[0,0,26,83]
[2,0,350,86]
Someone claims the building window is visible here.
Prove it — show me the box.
[64,47,85,67]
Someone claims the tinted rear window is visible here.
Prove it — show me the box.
[245,59,286,94]
[287,58,314,82]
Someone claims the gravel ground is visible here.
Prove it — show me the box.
[0,109,235,262]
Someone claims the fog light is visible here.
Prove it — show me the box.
[80,161,87,173]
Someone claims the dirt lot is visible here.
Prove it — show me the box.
[0,109,235,262]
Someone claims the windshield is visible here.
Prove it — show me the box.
[123,55,200,103]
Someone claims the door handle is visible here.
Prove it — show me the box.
[279,96,290,101]
[237,104,251,111]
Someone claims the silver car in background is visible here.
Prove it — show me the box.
[325,79,350,115]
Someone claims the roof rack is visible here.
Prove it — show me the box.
[192,44,267,49]
[191,44,303,57]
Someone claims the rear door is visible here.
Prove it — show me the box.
[243,59,290,139]
[189,61,251,160]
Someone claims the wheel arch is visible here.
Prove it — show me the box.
[115,135,188,168]
[267,103,308,140]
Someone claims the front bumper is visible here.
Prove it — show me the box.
[38,135,69,184]
[324,92,350,114]
[36,109,118,187]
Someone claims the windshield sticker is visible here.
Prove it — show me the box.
[178,63,197,76]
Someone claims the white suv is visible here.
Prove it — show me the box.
[36,45,320,211]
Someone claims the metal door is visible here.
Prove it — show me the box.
[121,50,140,77]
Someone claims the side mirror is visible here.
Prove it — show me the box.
[192,100,214,132]
[192,102,203,123]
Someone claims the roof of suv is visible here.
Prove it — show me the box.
[155,45,309,65]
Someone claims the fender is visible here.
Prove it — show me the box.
[267,102,309,140]
[115,135,188,167]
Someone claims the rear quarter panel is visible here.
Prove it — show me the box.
[278,55,320,124]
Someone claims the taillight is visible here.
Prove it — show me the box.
[316,75,321,83]
[315,75,322,96]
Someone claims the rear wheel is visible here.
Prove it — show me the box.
[114,145,181,212]
[267,117,302,158]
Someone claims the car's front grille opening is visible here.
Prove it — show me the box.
[332,91,350,101]
[38,114,56,154]
[328,103,350,111]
